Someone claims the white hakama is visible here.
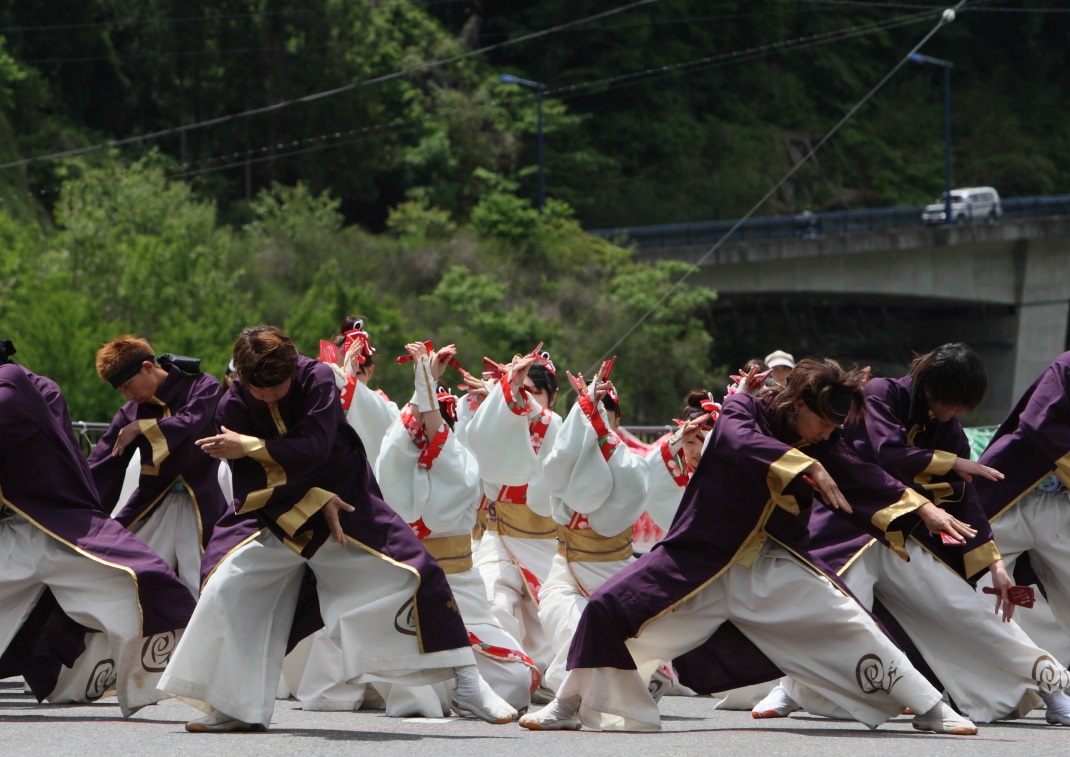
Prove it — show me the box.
[0,514,179,715]
[555,542,943,731]
[788,539,1070,722]
[159,531,474,728]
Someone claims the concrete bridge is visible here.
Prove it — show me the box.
[631,217,1070,424]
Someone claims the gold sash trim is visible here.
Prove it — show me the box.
[871,487,928,533]
[139,418,170,475]
[963,540,1002,579]
[488,501,556,539]
[556,525,634,562]
[422,534,474,574]
[1056,452,1070,489]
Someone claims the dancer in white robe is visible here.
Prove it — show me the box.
[467,349,562,689]
[372,342,537,715]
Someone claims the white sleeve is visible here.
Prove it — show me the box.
[543,403,613,512]
[454,392,482,449]
[465,380,539,485]
[642,442,688,531]
[374,416,480,533]
[373,416,422,522]
[543,403,648,535]
[347,381,400,465]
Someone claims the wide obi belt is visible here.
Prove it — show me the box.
[556,524,634,563]
[487,500,556,540]
[422,534,474,574]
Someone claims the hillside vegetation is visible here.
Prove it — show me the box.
[0,1,1064,421]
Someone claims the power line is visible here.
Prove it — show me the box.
[2,9,945,201]
[577,0,975,380]
[0,1,475,35]
[0,0,665,172]
[547,9,938,102]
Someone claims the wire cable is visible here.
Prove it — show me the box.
[0,7,947,202]
[576,0,974,380]
[0,0,664,172]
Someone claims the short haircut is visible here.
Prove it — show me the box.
[910,343,987,411]
[232,326,298,388]
[96,336,155,387]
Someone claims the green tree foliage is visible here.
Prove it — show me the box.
[0,1,1067,425]
[14,154,251,420]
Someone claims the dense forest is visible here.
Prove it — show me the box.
[0,0,1065,423]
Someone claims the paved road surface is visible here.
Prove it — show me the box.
[3,679,1069,757]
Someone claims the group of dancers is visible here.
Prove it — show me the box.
[3,322,1070,738]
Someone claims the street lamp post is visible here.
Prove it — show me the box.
[500,73,546,213]
[909,52,954,224]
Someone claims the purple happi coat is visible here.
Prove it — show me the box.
[201,355,468,654]
[88,364,227,545]
[566,392,930,694]
[810,376,999,583]
[0,363,195,698]
[974,351,1070,588]
[976,351,1070,518]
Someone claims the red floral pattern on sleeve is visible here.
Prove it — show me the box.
[576,392,621,462]
[659,439,691,487]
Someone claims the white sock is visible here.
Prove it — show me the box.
[453,664,481,700]
[1041,689,1070,717]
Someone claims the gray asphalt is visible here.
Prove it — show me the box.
[3,680,1070,757]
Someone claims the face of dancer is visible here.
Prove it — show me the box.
[117,362,160,403]
[792,399,839,444]
[523,379,552,410]
[681,430,707,469]
[247,377,292,404]
[351,360,376,385]
[923,387,968,422]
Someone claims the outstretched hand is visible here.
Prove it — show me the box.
[952,457,1004,484]
[804,462,852,514]
[917,502,977,543]
[196,426,246,459]
[431,344,458,380]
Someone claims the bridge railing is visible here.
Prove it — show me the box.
[589,194,1070,249]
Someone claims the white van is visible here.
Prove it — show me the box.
[922,186,1002,224]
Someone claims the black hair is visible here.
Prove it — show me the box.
[527,364,558,402]
[910,343,987,411]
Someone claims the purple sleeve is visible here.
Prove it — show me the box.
[861,382,944,483]
[222,366,344,534]
[1013,360,1070,462]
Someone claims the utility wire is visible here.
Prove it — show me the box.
[0,0,664,172]
[0,1,469,34]
[548,9,937,101]
[3,8,936,203]
[577,0,973,380]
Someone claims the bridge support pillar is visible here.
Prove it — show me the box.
[1009,301,1069,402]
[1008,238,1070,405]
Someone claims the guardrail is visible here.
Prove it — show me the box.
[589,194,1070,250]
[72,421,110,455]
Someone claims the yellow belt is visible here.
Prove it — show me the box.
[489,501,557,540]
[556,525,634,562]
[422,534,474,574]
